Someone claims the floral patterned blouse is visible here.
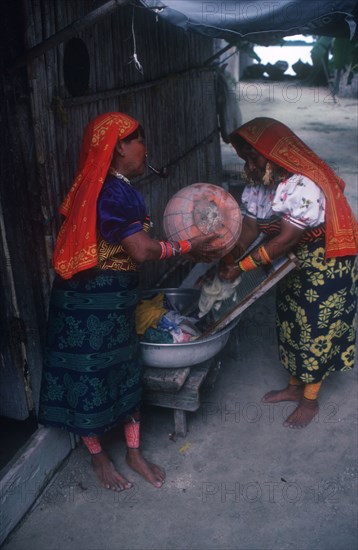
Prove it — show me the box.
[241,174,326,229]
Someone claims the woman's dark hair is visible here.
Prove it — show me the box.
[230,133,248,151]
[122,125,145,143]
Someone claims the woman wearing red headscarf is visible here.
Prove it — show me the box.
[39,112,218,491]
[220,117,357,429]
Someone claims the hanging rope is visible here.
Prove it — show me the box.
[128,6,144,74]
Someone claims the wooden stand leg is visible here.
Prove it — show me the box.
[174,409,187,437]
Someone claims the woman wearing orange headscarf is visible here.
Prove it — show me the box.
[220,117,357,429]
[39,112,218,491]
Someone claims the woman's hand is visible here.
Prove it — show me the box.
[218,260,242,282]
[188,234,224,262]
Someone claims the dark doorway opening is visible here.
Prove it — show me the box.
[0,415,37,470]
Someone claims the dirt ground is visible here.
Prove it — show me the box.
[2,82,358,550]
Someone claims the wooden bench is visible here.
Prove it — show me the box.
[143,359,214,436]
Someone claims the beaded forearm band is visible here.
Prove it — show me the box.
[179,240,192,255]
[238,254,258,272]
[258,245,272,265]
[159,239,192,260]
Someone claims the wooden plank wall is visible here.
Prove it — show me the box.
[24,0,221,291]
[0,0,222,418]
[0,1,52,419]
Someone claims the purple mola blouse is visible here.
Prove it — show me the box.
[97,175,147,244]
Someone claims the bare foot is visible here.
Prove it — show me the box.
[261,384,304,404]
[126,448,165,488]
[91,451,132,491]
[283,398,319,429]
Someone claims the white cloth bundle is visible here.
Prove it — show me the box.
[198,274,241,318]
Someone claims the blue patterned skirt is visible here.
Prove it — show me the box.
[38,270,142,436]
[276,239,357,383]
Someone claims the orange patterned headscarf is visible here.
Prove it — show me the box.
[230,117,358,259]
[53,112,139,279]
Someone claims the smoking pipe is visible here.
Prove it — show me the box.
[147,162,169,178]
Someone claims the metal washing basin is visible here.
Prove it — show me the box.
[139,288,239,368]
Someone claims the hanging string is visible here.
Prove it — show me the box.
[128,7,144,74]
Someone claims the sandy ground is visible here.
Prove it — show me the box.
[2,83,358,550]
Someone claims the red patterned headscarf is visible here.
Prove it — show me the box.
[230,117,358,259]
[53,112,140,279]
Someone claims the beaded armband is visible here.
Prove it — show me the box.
[258,245,272,265]
[238,254,258,272]
[158,240,192,260]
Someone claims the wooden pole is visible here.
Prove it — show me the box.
[12,0,130,69]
